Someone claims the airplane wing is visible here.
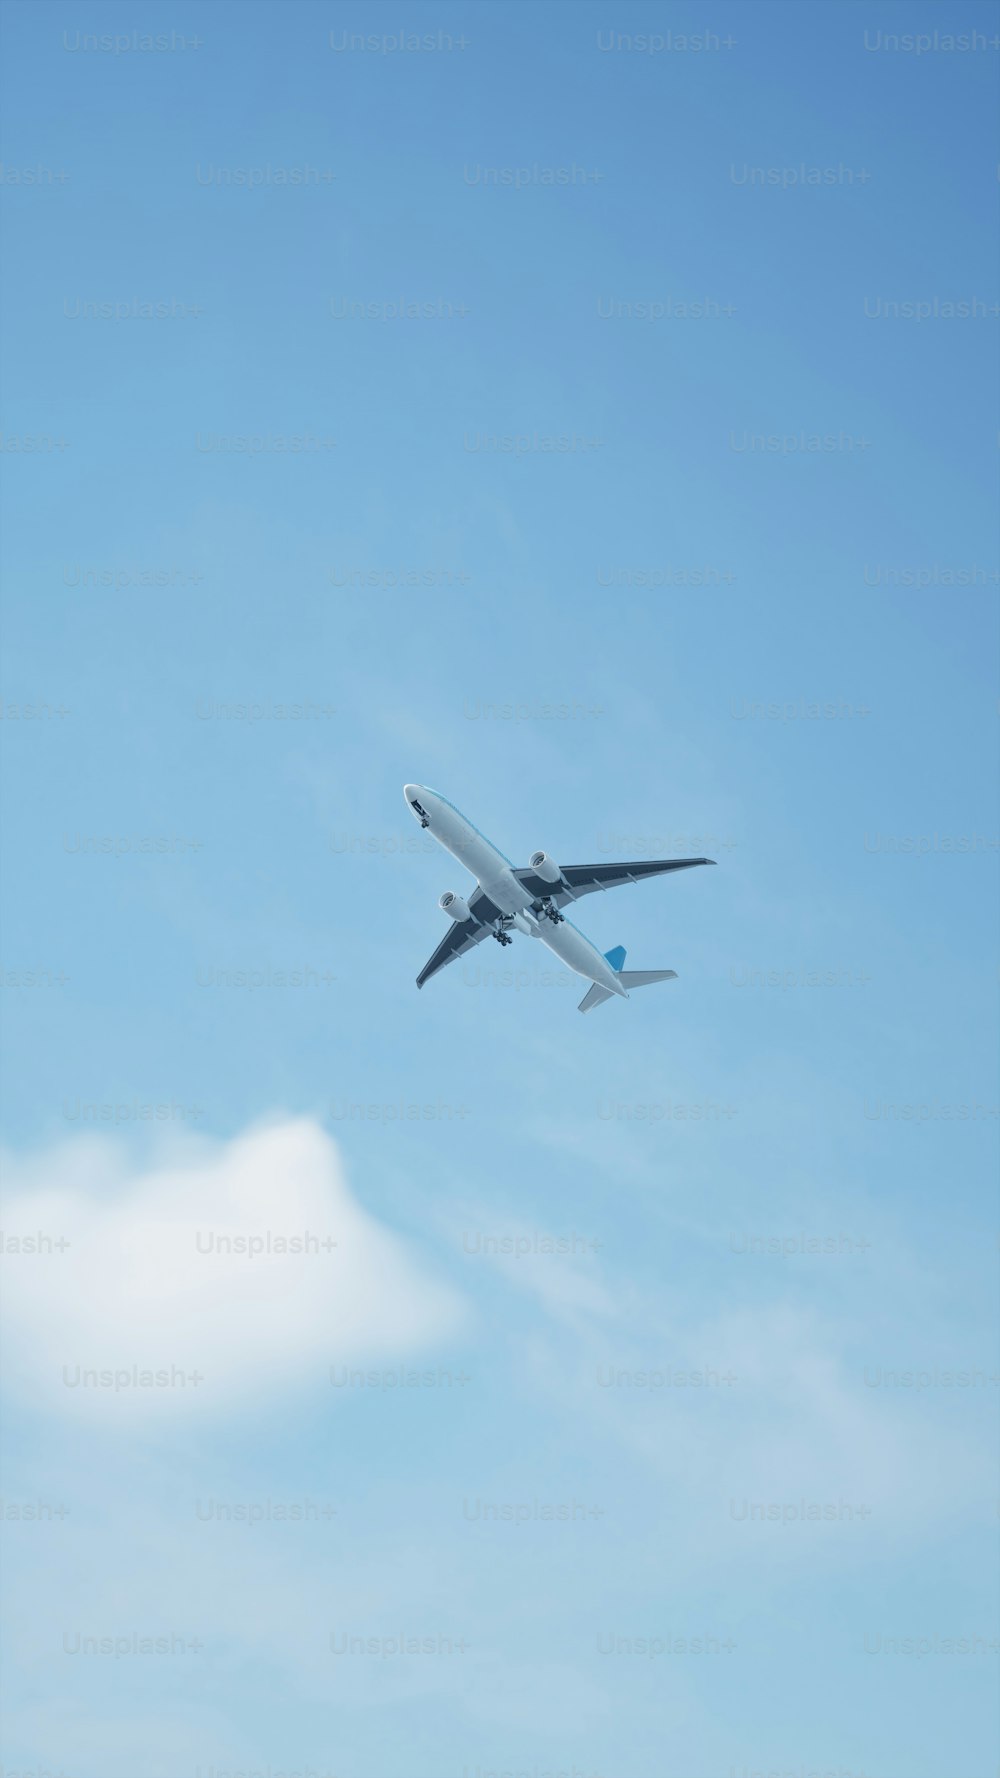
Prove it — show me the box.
[513,856,715,907]
[415,916,492,988]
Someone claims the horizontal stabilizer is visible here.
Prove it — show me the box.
[578,982,616,1013]
[578,969,677,1011]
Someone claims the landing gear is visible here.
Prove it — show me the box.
[493,928,514,947]
[533,899,564,926]
[493,916,515,946]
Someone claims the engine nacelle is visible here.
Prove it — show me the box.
[530,851,562,886]
[439,890,472,923]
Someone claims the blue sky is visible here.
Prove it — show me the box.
[0,2,997,1774]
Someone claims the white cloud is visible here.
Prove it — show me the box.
[0,1117,465,1416]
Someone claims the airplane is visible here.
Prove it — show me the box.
[404,784,715,1013]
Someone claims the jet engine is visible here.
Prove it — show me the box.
[439,890,473,922]
[530,851,562,885]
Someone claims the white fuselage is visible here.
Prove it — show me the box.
[404,784,627,997]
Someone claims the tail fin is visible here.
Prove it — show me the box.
[578,948,678,1012]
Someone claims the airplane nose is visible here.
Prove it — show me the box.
[403,784,421,805]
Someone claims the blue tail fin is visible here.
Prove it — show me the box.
[604,945,626,972]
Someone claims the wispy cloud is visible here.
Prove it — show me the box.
[1,1117,466,1417]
